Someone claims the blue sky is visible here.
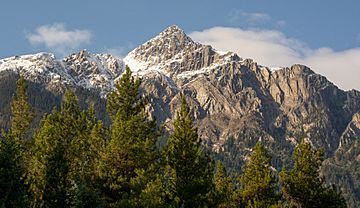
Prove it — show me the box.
[1,0,360,89]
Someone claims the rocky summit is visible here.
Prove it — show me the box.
[1,25,360,206]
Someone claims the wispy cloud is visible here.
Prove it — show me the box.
[228,10,285,28]
[190,27,360,90]
[26,23,92,55]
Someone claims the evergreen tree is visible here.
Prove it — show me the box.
[213,161,234,208]
[98,66,160,207]
[106,65,144,121]
[280,139,346,208]
[0,76,33,207]
[164,95,214,207]
[130,170,169,207]
[10,76,33,169]
[0,133,27,207]
[27,109,67,207]
[27,91,101,207]
[10,76,33,141]
[68,104,105,208]
[237,142,279,208]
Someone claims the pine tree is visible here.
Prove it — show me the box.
[10,76,33,141]
[0,132,27,207]
[280,139,346,208]
[10,76,33,168]
[106,65,143,121]
[27,91,102,207]
[28,109,68,207]
[237,142,279,208]
[98,66,160,206]
[213,161,234,208]
[68,104,105,208]
[164,95,214,207]
[0,76,33,207]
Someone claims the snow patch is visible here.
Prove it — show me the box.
[270,67,284,71]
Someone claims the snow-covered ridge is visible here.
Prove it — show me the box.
[0,25,250,96]
[0,52,75,90]
[0,52,57,74]
[124,25,202,69]
[0,25,288,97]
[0,51,125,96]
[63,50,124,96]
[124,25,244,81]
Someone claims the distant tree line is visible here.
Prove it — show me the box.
[0,67,347,207]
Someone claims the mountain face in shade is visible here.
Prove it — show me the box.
[1,25,360,207]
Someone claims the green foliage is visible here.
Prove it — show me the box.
[164,95,214,207]
[280,140,346,208]
[236,142,279,208]
[106,66,144,121]
[0,132,27,208]
[98,66,160,207]
[213,161,234,208]
[10,76,33,140]
[27,90,102,207]
[0,76,34,208]
[9,76,34,168]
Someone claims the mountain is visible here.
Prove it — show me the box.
[0,50,123,96]
[1,25,360,206]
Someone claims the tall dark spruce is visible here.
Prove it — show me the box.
[236,142,280,207]
[98,66,160,207]
[27,91,102,207]
[213,161,234,207]
[280,140,347,208]
[0,76,33,207]
[164,95,214,207]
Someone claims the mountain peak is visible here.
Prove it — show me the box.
[144,24,197,50]
[124,25,244,77]
[124,25,202,73]
[162,24,185,35]
[155,25,190,41]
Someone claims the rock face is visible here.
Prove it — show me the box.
[123,26,360,155]
[338,112,360,149]
[63,50,124,96]
[322,112,360,207]
[1,25,360,206]
[0,50,123,97]
[0,53,72,92]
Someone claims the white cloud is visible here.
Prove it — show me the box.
[190,27,308,67]
[305,48,360,90]
[190,27,360,90]
[26,23,92,55]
